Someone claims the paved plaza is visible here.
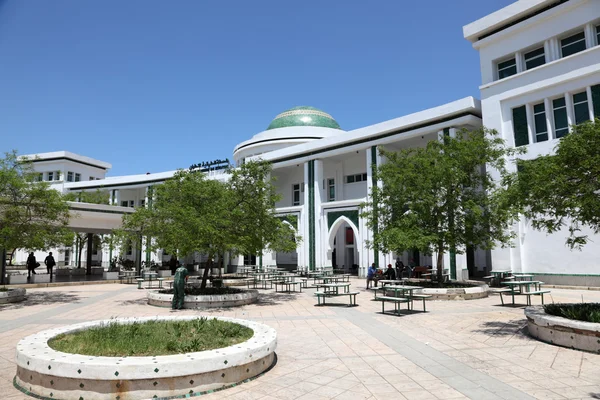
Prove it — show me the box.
[1,280,600,400]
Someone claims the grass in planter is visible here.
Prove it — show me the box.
[0,287,8,292]
[48,318,254,357]
[544,303,600,323]
[159,287,245,296]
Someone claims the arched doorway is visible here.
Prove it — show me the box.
[327,216,359,275]
[275,221,298,271]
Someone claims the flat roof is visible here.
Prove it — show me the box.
[64,170,177,191]
[20,151,112,170]
[463,0,557,43]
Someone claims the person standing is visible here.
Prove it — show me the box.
[172,265,189,310]
[169,255,178,275]
[44,252,56,281]
[27,252,37,279]
[366,263,378,289]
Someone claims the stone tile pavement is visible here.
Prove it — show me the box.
[1,279,600,399]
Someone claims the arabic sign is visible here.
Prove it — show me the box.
[189,158,230,172]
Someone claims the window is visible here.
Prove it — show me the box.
[125,241,133,256]
[592,84,600,119]
[572,91,590,125]
[497,57,517,79]
[345,173,368,184]
[561,31,586,58]
[35,173,43,182]
[597,25,600,46]
[512,106,529,146]
[292,184,301,206]
[524,47,545,70]
[89,177,95,181]
[139,199,145,207]
[533,103,548,143]
[553,97,569,138]
[121,200,128,207]
[47,171,54,181]
[64,249,70,265]
[67,172,74,182]
[54,171,60,181]
[74,173,81,182]
[327,178,335,201]
[129,200,135,208]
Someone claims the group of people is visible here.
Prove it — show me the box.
[26,252,56,281]
[366,259,415,289]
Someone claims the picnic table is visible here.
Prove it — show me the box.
[375,285,430,313]
[314,282,358,306]
[378,279,406,286]
[498,280,549,305]
[512,274,534,281]
[316,283,350,295]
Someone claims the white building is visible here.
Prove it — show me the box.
[464,0,600,285]
[12,0,600,285]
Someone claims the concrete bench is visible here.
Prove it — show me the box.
[523,290,551,305]
[375,296,410,314]
[314,291,359,306]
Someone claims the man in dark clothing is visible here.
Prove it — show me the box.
[172,266,189,310]
[383,264,396,280]
[27,252,37,279]
[169,256,178,275]
[45,252,56,280]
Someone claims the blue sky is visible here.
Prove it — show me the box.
[0,0,513,176]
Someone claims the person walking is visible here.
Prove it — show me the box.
[27,252,37,280]
[172,265,189,310]
[44,252,56,281]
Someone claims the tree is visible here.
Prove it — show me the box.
[120,160,298,288]
[362,128,522,280]
[0,151,72,284]
[64,190,110,273]
[515,120,600,249]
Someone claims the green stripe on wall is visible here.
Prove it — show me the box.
[370,146,379,269]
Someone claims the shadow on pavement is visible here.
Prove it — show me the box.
[473,319,529,336]
[254,292,300,307]
[117,297,148,306]
[0,291,81,310]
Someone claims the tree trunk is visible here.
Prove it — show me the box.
[1,247,6,285]
[201,256,212,289]
[436,244,444,283]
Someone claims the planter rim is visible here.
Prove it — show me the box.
[16,315,276,381]
[525,305,600,333]
[149,289,258,302]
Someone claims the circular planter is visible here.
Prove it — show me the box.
[221,278,250,287]
[14,316,277,399]
[525,306,600,353]
[147,289,259,309]
[0,288,26,304]
[414,284,488,300]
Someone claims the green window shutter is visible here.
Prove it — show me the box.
[512,105,529,147]
[591,84,600,119]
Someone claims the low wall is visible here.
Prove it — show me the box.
[147,289,259,308]
[529,273,600,288]
[414,284,488,300]
[525,306,600,353]
[14,316,277,399]
[0,288,26,304]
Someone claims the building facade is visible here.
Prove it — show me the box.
[13,0,600,285]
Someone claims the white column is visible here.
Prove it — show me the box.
[544,98,554,139]
[585,23,595,49]
[114,189,121,206]
[543,40,553,63]
[565,93,574,131]
[586,86,594,122]
[302,162,311,270]
[525,103,535,144]
[313,160,324,269]
[515,51,523,73]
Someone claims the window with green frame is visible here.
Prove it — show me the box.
[524,47,545,70]
[561,31,586,58]
[497,57,517,80]
[327,178,335,201]
[592,84,600,118]
[572,91,590,125]
[512,105,529,146]
[533,102,548,142]
[552,97,569,138]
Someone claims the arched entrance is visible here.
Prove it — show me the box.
[327,216,359,275]
[275,221,298,271]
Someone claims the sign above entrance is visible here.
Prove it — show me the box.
[189,159,230,172]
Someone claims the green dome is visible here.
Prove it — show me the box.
[267,106,341,130]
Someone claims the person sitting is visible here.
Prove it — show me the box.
[395,260,404,279]
[366,263,378,289]
[384,264,396,280]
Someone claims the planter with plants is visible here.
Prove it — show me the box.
[103,257,119,280]
[14,316,277,400]
[0,286,26,303]
[7,273,27,285]
[411,280,489,300]
[147,286,259,309]
[525,303,600,353]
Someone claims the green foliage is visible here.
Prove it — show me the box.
[119,160,299,287]
[0,151,72,252]
[514,120,600,249]
[48,318,254,357]
[362,128,522,275]
[544,302,600,323]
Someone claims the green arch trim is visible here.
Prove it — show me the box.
[327,210,359,232]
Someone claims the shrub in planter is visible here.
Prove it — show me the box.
[544,303,600,323]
